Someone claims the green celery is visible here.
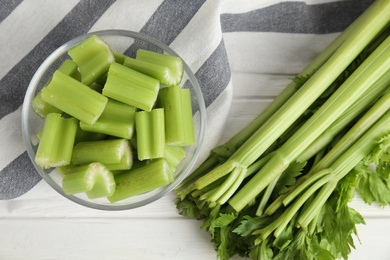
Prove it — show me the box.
[192,1,390,212]
[229,34,390,213]
[136,49,183,87]
[41,70,108,125]
[72,139,133,170]
[280,84,390,210]
[165,145,186,172]
[157,86,195,146]
[276,108,390,237]
[88,82,104,93]
[80,98,137,139]
[297,72,390,163]
[135,108,165,160]
[108,159,173,202]
[123,56,173,86]
[62,162,116,199]
[74,124,107,144]
[32,59,80,118]
[35,113,78,169]
[179,1,373,187]
[102,62,160,111]
[68,35,115,85]
[114,51,126,64]
[264,74,390,215]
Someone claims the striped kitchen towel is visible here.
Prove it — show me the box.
[0,0,373,200]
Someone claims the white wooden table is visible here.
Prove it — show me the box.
[2,41,390,260]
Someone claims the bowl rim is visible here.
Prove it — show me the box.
[21,29,206,210]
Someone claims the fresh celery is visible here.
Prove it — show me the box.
[114,51,126,64]
[136,49,183,87]
[165,145,186,172]
[123,56,173,86]
[80,98,137,139]
[259,108,390,240]
[40,70,108,125]
[157,86,195,146]
[229,34,390,212]
[135,108,165,160]
[191,1,390,211]
[62,162,116,199]
[179,0,371,186]
[35,113,78,169]
[71,139,133,170]
[68,34,115,85]
[32,59,80,118]
[102,62,160,111]
[297,72,390,163]
[174,2,390,259]
[108,159,173,202]
[74,123,107,144]
[278,85,390,211]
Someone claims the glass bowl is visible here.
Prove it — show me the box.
[21,30,206,210]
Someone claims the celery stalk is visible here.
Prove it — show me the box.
[108,159,173,202]
[61,162,116,199]
[281,84,390,208]
[192,1,390,212]
[102,63,160,111]
[74,124,106,144]
[68,35,115,85]
[72,139,133,170]
[165,145,186,172]
[259,112,390,240]
[229,34,390,212]
[123,56,173,86]
[297,108,390,229]
[181,0,372,185]
[32,59,80,118]
[114,51,126,64]
[297,72,390,163]
[35,113,78,169]
[135,108,165,160]
[80,98,137,139]
[41,70,108,125]
[136,49,183,87]
[157,86,195,146]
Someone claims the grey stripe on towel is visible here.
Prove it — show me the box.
[221,0,374,33]
[0,0,117,121]
[0,0,23,23]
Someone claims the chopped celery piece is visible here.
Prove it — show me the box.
[123,56,173,86]
[136,49,183,87]
[80,98,137,139]
[157,86,195,146]
[102,63,160,111]
[61,162,116,199]
[88,82,104,93]
[135,108,165,160]
[114,51,126,64]
[74,124,106,144]
[165,145,186,172]
[72,139,133,170]
[57,163,77,176]
[108,159,173,202]
[41,70,108,125]
[35,113,78,169]
[31,93,62,118]
[68,35,115,85]
[32,59,80,118]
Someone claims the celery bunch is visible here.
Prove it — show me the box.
[33,34,195,202]
[175,1,390,259]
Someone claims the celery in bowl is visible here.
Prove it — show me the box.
[21,30,206,210]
